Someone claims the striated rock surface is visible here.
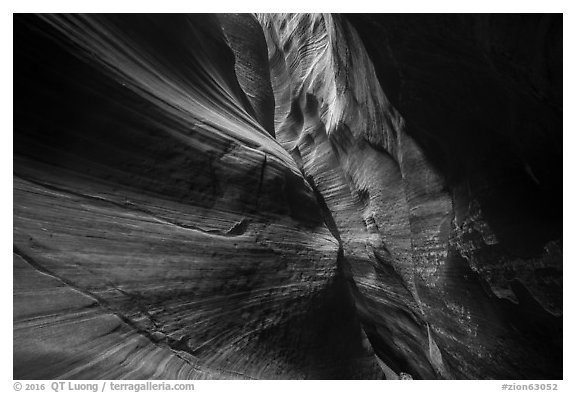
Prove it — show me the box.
[257,13,562,379]
[13,14,382,380]
[14,13,562,380]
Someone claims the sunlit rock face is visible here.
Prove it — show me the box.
[14,13,561,380]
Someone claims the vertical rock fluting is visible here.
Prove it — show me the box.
[13,14,383,379]
[257,13,562,379]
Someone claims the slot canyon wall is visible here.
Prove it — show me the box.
[13,13,562,380]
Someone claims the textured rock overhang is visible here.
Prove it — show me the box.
[13,13,562,380]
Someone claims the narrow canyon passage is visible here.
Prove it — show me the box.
[13,14,562,380]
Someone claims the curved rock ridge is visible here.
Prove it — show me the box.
[13,13,562,380]
[13,14,382,379]
[256,13,561,379]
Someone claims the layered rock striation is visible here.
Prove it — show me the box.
[257,13,562,379]
[13,14,382,380]
[13,13,562,380]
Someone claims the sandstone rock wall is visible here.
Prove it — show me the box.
[13,13,562,380]
[13,14,382,380]
[257,13,562,379]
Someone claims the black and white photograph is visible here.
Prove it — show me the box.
[7,2,570,388]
